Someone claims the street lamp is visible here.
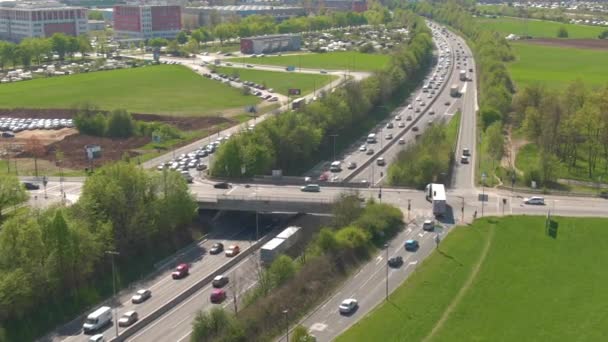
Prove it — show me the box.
[105,250,120,338]
[329,134,338,162]
[384,243,389,301]
[481,172,487,217]
[282,309,289,342]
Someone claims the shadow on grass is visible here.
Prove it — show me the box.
[437,248,464,267]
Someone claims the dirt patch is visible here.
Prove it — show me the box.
[524,38,608,50]
[501,126,529,174]
[0,108,232,131]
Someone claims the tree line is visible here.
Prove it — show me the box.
[0,33,91,70]
[73,104,181,140]
[412,0,515,184]
[0,162,197,341]
[512,82,608,185]
[210,13,434,177]
[191,194,404,342]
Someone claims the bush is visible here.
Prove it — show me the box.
[105,109,135,138]
[557,26,569,38]
[74,111,106,136]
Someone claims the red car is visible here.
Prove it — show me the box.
[210,289,226,303]
[172,263,189,279]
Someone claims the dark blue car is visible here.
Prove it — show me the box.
[405,239,419,251]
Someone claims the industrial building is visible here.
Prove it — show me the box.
[284,0,367,13]
[183,5,305,28]
[240,34,301,54]
[113,3,181,40]
[0,1,88,42]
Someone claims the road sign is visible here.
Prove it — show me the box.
[288,88,301,96]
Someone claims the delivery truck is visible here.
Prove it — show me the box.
[425,183,447,217]
[450,85,459,97]
[260,226,302,265]
[459,70,467,81]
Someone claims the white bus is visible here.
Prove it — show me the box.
[366,133,377,143]
[425,183,447,217]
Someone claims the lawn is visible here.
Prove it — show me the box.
[0,65,257,116]
[339,216,608,342]
[508,41,608,89]
[475,17,606,39]
[232,51,390,72]
[214,66,338,96]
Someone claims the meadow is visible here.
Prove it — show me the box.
[232,51,390,72]
[475,16,606,39]
[338,216,608,342]
[508,41,608,89]
[0,65,256,116]
[214,66,337,96]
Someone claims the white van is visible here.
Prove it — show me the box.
[329,161,342,172]
[89,334,105,342]
[83,306,112,333]
[366,133,377,143]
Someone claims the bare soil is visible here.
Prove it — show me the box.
[525,38,608,50]
[1,108,235,170]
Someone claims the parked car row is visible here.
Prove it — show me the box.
[202,71,279,102]
[0,117,74,133]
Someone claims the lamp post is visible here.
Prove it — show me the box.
[105,250,120,338]
[384,243,389,301]
[481,172,487,217]
[282,309,289,342]
[329,134,338,162]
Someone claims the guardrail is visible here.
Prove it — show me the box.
[344,32,457,183]
[110,214,302,342]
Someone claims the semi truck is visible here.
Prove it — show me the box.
[450,85,459,97]
[425,183,447,217]
[459,70,467,81]
[260,226,302,265]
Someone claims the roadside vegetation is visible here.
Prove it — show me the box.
[191,194,404,342]
[339,216,608,342]
[388,112,461,188]
[508,42,608,89]
[413,0,515,187]
[213,66,338,96]
[211,12,435,177]
[0,162,197,341]
[473,16,607,39]
[0,65,256,116]
[238,51,391,72]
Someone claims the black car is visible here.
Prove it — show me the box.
[387,256,403,268]
[22,182,40,190]
[213,182,231,189]
[209,242,224,255]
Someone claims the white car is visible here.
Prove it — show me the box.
[524,196,545,205]
[359,145,367,152]
[131,289,151,304]
[118,311,138,327]
[339,298,358,314]
[89,335,105,342]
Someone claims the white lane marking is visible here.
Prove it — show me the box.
[226,186,238,195]
[409,260,419,266]
[176,331,191,342]
[171,314,193,330]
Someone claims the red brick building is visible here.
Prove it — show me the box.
[114,4,181,40]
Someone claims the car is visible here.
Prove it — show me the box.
[339,298,358,314]
[118,311,138,327]
[395,115,402,121]
[89,334,105,342]
[131,289,151,304]
[268,97,279,102]
[444,101,451,106]
[420,102,426,107]
[407,104,413,109]
[225,245,240,257]
[385,133,393,140]
[386,122,393,129]
[212,275,229,288]
[398,122,405,128]
[320,69,328,74]
[412,126,419,132]
[210,289,227,303]
[172,263,189,279]
[22,182,40,190]
[196,163,207,171]
[462,147,471,156]
[422,220,435,231]
[461,155,469,164]
[524,196,545,205]
[209,242,224,254]
[429,110,435,115]
[246,64,254,68]
[213,182,231,189]
[359,145,367,152]
[387,256,403,267]
[406,115,413,121]
[366,148,375,155]
[347,162,357,169]
[405,239,419,251]
[398,138,405,145]
[376,158,386,166]
[415,108,421,113]
[301,184,321,192]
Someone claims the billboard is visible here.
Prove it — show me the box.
[288,88,301,96]
[85,144,102,160]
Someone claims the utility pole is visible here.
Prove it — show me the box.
[105,250,120,339]
[384,243,389,301]
[282,309,289,342]
[458,196,465,223]
[329,134,338,162]
[407,199,411,220]
[481,172,487,217]
[255,211,259,241]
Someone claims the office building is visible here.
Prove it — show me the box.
[113,3,181,40]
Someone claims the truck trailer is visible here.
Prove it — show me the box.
[459,70,467,81]
[450,85,459,97]
[425,183,447,217]
[260,226,302,265]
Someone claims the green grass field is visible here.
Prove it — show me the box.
[232,51,390,72]
[0,65,257,116]
[475,17,606,39]
[339,216,608,341]
[214,67,337,96]
[508,42,608,89]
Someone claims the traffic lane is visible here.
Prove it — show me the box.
[58,224,255,342]
[127,253,261,342]
[302,220,439,341]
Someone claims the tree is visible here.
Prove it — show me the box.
[557,26,568,38]
[105,109,135,138]
[51,33,69,60]
[88,10,104,21]
[331,193,363,228]
[176,31,188,44]
[77,35,92,59]
[268,255,296,287]
[0,42,17,69]
[0,175,28,221]
[214,23,237,45]
[25,136,45,177]
[485,122,504,168]
[148,38,168,48]
[290,325,316,342]
[599,30,608,39]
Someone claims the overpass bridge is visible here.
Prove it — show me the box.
[196,193,335,214]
